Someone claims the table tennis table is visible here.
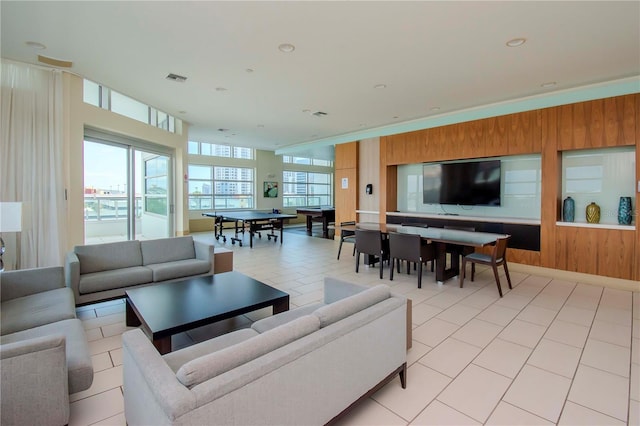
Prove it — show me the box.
[202,211,297,248]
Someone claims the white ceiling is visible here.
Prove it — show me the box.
[2,1,639,160]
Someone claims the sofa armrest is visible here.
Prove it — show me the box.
[194,240,214,274]
[123,329,196,423]
[0,335,70,426]
[0,266,65,302]
[64,251,81,300]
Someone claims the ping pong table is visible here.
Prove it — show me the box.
[202,211,297,248]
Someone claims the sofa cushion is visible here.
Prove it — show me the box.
[163,328,259,374]
[75,240,143,274]
[141,236,196,266]
[176,315,320,388]
[314,284,390,328]
[146,259,211,282]
[78,267,153,295]
[1,288,76,336]
[251,303,324,334]
[1,318,93,394]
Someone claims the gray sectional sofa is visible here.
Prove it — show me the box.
[123,277,407,425]
[0,266,93,426]
[66,236,215,305]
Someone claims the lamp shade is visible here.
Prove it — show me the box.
[0,202,23,232]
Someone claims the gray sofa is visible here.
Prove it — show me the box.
[0,266,94,426]
[66,236,215,305]
[123,277,407,425]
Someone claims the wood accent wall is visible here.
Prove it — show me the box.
[376,93,639,280]
[334,142,359,234]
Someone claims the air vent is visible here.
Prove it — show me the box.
[166,73,187,82]
[312,111,328,117]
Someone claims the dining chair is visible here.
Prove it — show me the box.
[459,235,512,297]
[355,229,389,279]
[337,221,356,260]
[388,232,436,288]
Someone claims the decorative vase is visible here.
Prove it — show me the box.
[618,196,632,225]
[586,202,601,224]
[562,196,575,222]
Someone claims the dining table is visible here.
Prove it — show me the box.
[342,222,508,284]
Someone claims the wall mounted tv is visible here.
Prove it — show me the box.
[423,159,501,206]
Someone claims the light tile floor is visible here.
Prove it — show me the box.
[70,229,639,425]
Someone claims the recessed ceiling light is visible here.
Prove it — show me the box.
[257,124,265,128]
[541,81,557,88]
[217,128,229,132]
[374,84,387,89]
[430,107,441,112]
[178,110,187,114]
[245,68,254,73]
[302,109,311,113]
[215,87,227,92]
[359,123,366,127]
[393,116,400,119]
[506,38,527,47]
[278,43,295,53]
[25,41,46,49]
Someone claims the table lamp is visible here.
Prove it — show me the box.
[0,202,23,271]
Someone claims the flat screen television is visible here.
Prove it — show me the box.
[423,159,501,206]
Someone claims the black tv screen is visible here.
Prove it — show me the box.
[423,159,501,206]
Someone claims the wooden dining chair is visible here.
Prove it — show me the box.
[388,232,436,288]
[459,235,512,297]
[355,229,389,279]
[337,221,356,260]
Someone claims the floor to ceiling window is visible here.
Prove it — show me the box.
[83,134,173,244]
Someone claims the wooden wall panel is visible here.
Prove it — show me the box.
[555,226,635,279]
[375,94,637,280]
[335,141,358,169]
[558,95,637,150]
[484,115,508,157]
[636,93,640,280]
[385,165,398,215]
[540,107,560,269]
[334,142,359,234]
[508,248,541,266]
[509,110,542,154]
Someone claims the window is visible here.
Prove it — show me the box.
[83,79,179,133]
[188,141,254,159]
[283,156,333,167]
[188,165,254,210]
[144,157,168,215]
[282,171,332,207]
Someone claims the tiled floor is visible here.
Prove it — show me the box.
[70,229,639,425]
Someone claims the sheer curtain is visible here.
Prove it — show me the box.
[1,60,67,268]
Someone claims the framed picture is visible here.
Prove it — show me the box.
[263,181,278,198]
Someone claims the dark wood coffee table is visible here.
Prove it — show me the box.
[125,271,289,354]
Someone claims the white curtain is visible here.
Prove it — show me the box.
[1,60,67,268]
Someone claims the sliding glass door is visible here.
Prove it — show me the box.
[83,138,173,244]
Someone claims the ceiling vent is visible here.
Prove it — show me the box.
[166,73,187,83]
[312,111,328,117]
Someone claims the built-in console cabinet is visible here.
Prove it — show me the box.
[387,213,540,251]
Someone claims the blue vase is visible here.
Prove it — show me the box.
[563,196,575,222]
[618,196,632,225]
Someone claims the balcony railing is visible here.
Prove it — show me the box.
[84,195,142,221]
